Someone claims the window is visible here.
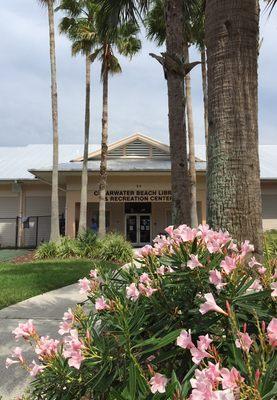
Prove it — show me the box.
[125,203,152,214]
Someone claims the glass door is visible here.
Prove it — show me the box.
[139,215,151,245]
[126,214,138,245]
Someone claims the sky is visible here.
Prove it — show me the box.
[0,1,276,147]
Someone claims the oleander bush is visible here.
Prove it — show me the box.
[9,225,276,400]
[35,231,132,263]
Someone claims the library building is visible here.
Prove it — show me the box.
[0,133,276,248]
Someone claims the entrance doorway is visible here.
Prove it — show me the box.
[125,214,151,246]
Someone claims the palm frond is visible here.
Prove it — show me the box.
[266,0,277,13]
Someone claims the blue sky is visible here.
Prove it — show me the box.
[0,1,276,146]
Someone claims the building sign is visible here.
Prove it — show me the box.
[93,189,172,202]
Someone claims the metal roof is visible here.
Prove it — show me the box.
[0,144,98,180]
[0,142,276,180]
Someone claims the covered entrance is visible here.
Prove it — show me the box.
[125,203,151,246]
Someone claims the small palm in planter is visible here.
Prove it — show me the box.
[7,225,276,400]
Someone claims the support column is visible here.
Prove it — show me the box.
[17,183,25,247]
[65,192,76,238]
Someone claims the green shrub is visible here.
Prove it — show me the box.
[35,241,58,259]
[76,230,99,258]
[56,236,80,259]
[97,233,133,263]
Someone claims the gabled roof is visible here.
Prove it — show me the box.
[72,133,171,161]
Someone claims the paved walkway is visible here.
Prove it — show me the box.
[0,284,87,399]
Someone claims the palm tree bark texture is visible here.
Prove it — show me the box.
[206,0,263,254]
[98,44,109,239]
[47,0,60,243]
[165,0,191,227]
[78,54,91,235]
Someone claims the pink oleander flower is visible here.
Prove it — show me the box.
[63,308,74,322]
[205,362,221,383]
[58,320,72,336]
[197,224,210,239]
[258,266,267,275]
[271,282,277,299]
[12,319,36,341]
[5,357,20,368]
[235,332,253,353]
[220,367,243,389]
[248,256,262,269]
[95,296,109,311]
[229,241,238,252]
[139,273,152,285]
[149,373,168,394]
[138,283,157,298]
[267,318,277,347]
[29,360,46,377]
[190,347,211,365]
[136,245,154,258]
[200,293,228,316]
[187,254,203,270]
[246,279,263,293]
[35,336,59,359]
[78,277,91,294]
[165,225,174,237]
[176,329,194,349]
[126,283,140,301]
[220,256,237,275]
[175,225,197,242]
[240,240,254,258]
[207,239,221,254]
[197,334,213,352]
[5,347,25,368]
[209,270,226,291]
[157,265,166,275]
[89,269,98,279]
[63,329,84,370]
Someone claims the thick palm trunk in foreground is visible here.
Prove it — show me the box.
[184,43,198,228]
[165,0,191,226]
[78,54,91,235]
[206,0,263,254]
[47,0,60,243]
[98,57,109,239]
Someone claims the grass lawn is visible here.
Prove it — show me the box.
[0,259,115,309]
[0,249,31,262]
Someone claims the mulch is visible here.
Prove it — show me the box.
[11,251,36,264]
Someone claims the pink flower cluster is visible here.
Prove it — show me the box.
[149,372,168,394]
[58,308,74,335]
[35,336,59,359]
[126,273,157,301]
[78,269,100,295]
[190,363,243,400]
[63,329,84,370]
[177,331,213,365]
[12,319,36,341]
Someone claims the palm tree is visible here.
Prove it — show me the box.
[39,0,60,242]
[145,0,202,226]
[58,0,98,235]
[97,0,196,226]
[93,22,141,238]
[205,0,263,254]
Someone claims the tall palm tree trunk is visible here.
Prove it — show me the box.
[201,48,208,151]
[78,54,91,235]
[165,0,191,227]
[184,43,198,228]
[47,0,60,243]
[98,57,109,239]
[205,0,263,254]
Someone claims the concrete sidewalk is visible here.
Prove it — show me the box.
[0,284,87,399]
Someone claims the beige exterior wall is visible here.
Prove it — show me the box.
[0,175,276,246]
